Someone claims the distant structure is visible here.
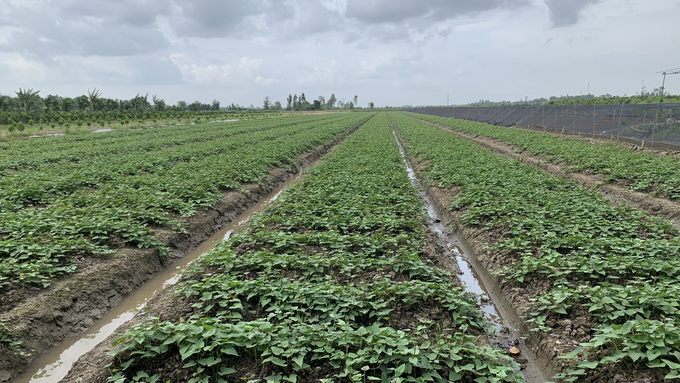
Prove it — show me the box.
[658,67,680,97]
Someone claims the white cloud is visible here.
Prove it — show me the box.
[170,54,270,85]
[1,54,46,81]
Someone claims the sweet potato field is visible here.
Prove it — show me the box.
[389,113,680,381]
[103,113,521,383]
[3,111,680,382]
[0,114,367,291]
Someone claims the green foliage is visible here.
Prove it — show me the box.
[406,112,680,200]
[106,114,522,382]
[389,112,680,380]
[0,113,369,291]
[0,321,23,354]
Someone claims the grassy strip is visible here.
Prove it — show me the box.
[105,113,522,383]
[403,112,680,200]
[389,113,680,381]
[0,114,369,291]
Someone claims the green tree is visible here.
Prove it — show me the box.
[75,95,89,111]
[15,88,41,112]
[152,95,166,111]
[286,94,292,111]
[328,93,337,109]
[263,96,271,110]
[60,97,74,112]
[87,88,102,112]
[368,102,374,109]
[300,93,307,110]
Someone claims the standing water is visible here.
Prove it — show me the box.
[13,172,307,383]
[392,130,551,382]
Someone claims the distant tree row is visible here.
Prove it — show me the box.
[0,88,224,114]
[467,91,680,107]
[0,88,290,131]
[263,93,374,111]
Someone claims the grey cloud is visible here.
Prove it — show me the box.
[170,1,262,38]
[345,0,526,24]
[0,1,170,59]
[51,55,183,87]
[170,0,340,40]
[545,0,599,27]
[132,56,184,86]
[343,0,529,45]
[292,0,335,35]
[60,0,172,28]
[1,23,169,59]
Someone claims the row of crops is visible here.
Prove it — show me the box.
[0,110,281,135]
[405,112,680,201]
[0,113,369,292]
[103,114,522,383]
[389,113,680,381]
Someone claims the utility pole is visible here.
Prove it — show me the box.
[447,94,449,106]
[657,67,680,97]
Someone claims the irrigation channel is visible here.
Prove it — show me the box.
[13,170,309,383]
[392,130,551,383]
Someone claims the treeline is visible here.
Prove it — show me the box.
[264,93,375,111]
[0,88,280,131]
[468,92,680,107]
[1,88,226,114]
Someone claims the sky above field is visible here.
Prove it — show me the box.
[1,0,679,107]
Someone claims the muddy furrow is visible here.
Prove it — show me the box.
[406,115,680,230]
[392,130,554,383]
[1,119,369,383]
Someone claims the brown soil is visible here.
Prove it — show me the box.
[410,116,680,230]
[0,123,363,383]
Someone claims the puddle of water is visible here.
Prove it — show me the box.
[27,133,65,138]
[392,130,504,329]
[92,129,113,133]
[209,119,239,123]
[13,173,306,383]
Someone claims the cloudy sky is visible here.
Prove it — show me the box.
[1,0,679,107]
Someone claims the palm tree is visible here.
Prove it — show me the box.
[44,94,62,112]
[15,88,40,112]
[60,97,74,112]
[87,88,102,112]
[152,95,166,111]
